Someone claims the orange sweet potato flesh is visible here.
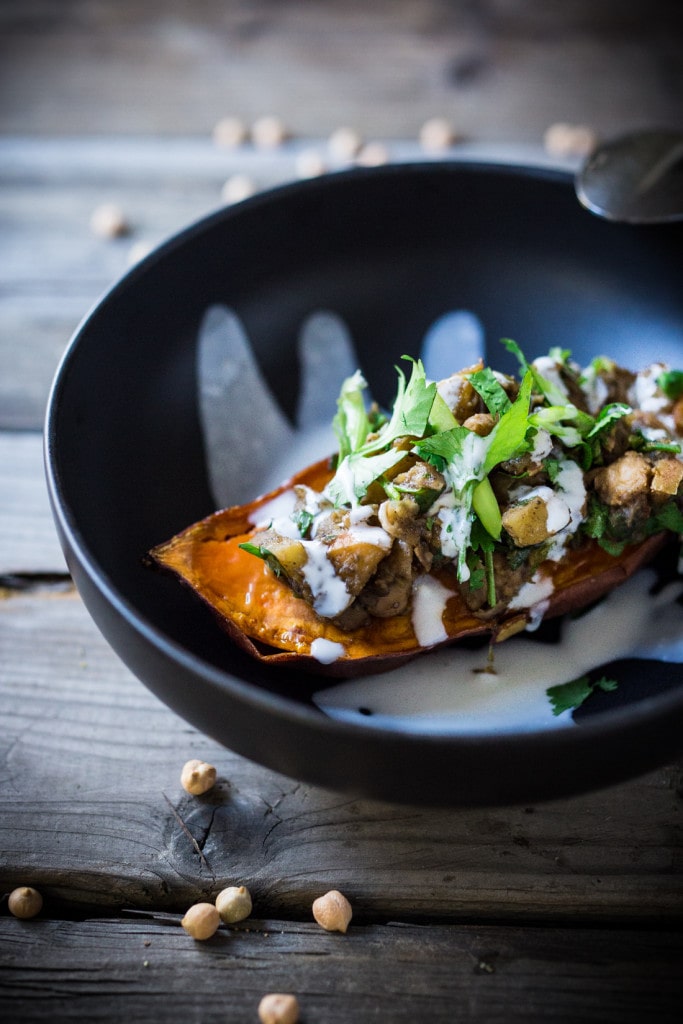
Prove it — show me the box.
[150,458,668,677]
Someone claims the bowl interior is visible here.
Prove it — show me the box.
[46,162,683,802]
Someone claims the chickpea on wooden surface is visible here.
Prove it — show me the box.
[180,758,217,795]
[312,889,353,933]
[8,886,43,919]
[180,902,221,941]
[258,993,300,1024]
[215,885,253,924]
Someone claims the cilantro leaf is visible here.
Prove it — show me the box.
[527,404,589,449]
[414,425,473,477]
[469,367,511,416]
[501,338,567,407]
[332,370,371,461]
[238,542,283,578]
[649,501,683,535]
[293,508,315,538]
[630,431,681,455]
[547,674,618,716]
[363,357,436,455]
[582,497,609,541]
[548,346,572,365]
[585,402,631,440]
[502,337,531,377]
[545,458,562,483]
[597,535,627,556]
[483,369,534,473]
[656,368,683,400]
[578,402,632,469]
[327,358,438,507]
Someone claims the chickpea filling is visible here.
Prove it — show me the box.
[242,344,683,630]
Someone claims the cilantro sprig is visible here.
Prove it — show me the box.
[238,542,282,577]
[547,674,618,716]
[326,358,440,506]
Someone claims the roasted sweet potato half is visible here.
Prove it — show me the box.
[149,457,669,677]
[150,346,682,677]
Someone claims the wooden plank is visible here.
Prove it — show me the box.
[0,433,67,575]
[1,587,681,923]
[1,0,681,140]
[1,916,681,1024]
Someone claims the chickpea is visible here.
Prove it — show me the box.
[355,141,389,167]
[89,202,129,238]
[212,116,248,148]
[251,115,288,149]
[543,122,598,158]
[419,116,456,152]
[328,126,363,161]
[8,886,43,919]
[180,902,220,940]
[311,889,353,933]
[180,759,216,795]
[258,993,299,1024]
[215,885,252,924]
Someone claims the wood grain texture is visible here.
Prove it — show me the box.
[0,433,67,575]
[1,582,682,923]
[1,916,682,1023]
[1,0,682,139]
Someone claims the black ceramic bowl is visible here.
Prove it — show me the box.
[45,161,683,806]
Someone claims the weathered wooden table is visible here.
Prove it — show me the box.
[1,131,682,1022]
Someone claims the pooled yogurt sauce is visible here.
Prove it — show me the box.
[313,571,683,733]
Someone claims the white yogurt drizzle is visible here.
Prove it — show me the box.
[507,571,555,611]
[310,637,347,664]
[581,370,609,415]
[532,355,570,400]
[629,363,669,415]
[411,574,453,647]
[298,539,351,617]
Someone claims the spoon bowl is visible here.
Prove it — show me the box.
[576,129,683,224]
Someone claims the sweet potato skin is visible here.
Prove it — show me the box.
[149,458,671,677]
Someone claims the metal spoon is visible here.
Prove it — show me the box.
[575,129,683,223]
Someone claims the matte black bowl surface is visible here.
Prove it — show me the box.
[45,161,683,806]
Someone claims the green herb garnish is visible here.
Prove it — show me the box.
[547,674,618,716]
[238,542,283,577]
[326,357,437,506]
[293,508,315,538]
[469,367,511,416]
[656,369,683,401]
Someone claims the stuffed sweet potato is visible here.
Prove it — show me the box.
[150,342,683,676]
